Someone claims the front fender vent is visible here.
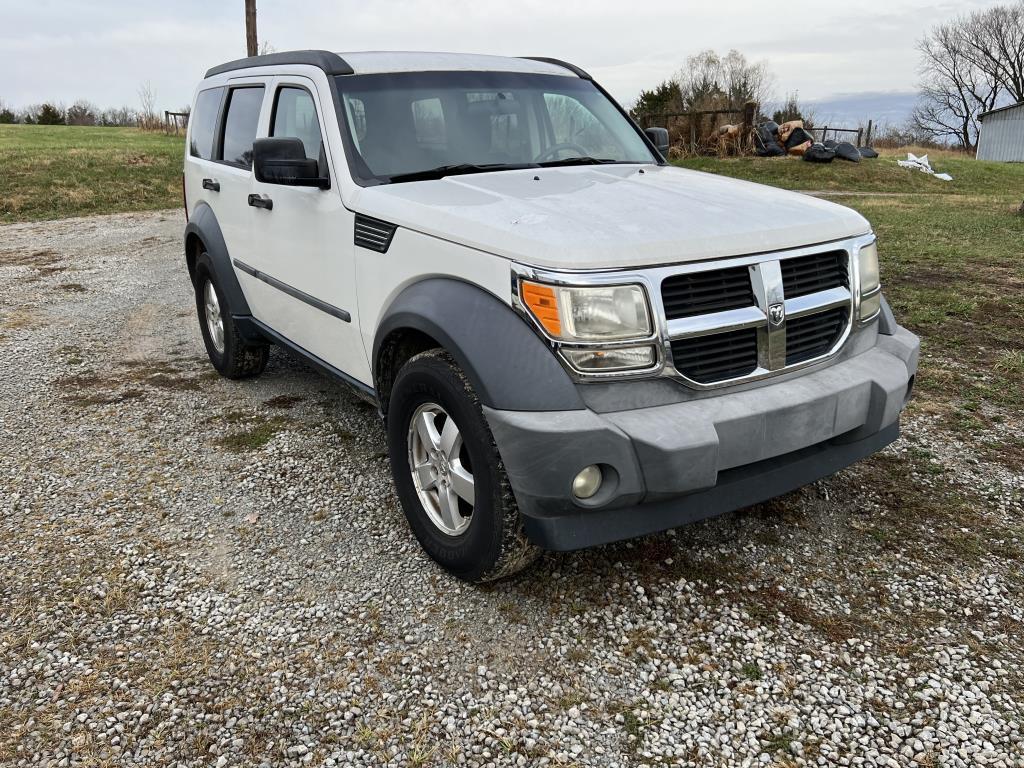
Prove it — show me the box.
[354,214,397,253]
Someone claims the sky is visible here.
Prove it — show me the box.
[0,0,1004,125]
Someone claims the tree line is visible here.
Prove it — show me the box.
[0,83,187,129]
[911,0,1022,151]
[0,100,143,126]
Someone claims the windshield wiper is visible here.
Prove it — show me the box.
[386,163,536,183]
[536,157,622,168]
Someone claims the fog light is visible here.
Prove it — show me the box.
[572,465,603,499]
[561,345,656,372]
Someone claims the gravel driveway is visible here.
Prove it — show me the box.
[2,211,1022,768]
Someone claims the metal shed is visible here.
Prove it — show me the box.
[977,102,1024,162]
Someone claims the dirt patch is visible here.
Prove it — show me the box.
[0,309,41,330]
[124,152,157,167]
[55,359,206,404]
[58,283,86,293]
[65,388,146,408]
[0,248,62,268]
[263,394,305,409]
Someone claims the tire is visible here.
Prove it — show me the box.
[387,349,539,582]
[194,254,269,379]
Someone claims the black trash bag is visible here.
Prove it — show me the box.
[858,146,879,158]
[834,141,862,162]
[802,143,836,163]
[754,123,785,156]
[757,140,786,157]
[823,139,838,149]
[784,126,814,149]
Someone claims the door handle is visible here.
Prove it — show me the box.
[248,194,273,211]
[202,178,220,192]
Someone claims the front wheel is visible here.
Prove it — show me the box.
[386,349,539,582]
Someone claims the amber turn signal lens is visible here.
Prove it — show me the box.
[521,281,561,336]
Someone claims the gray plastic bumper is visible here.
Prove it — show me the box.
[484,326,919,551]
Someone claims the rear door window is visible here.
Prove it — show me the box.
[189,87,223,160]
[220,86,265,168]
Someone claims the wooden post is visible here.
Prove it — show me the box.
[742,101,757,155]
[245,0,258,57]
[689,112,696,154]
[865,120,873,147]
[856,128,863,147]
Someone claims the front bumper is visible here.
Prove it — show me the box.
[485,326,919,551]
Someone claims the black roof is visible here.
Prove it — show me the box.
[205,50,353,78]
[978,102,1024,121]
[203,50,592,81]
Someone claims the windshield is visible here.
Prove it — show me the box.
[335,71,656,184]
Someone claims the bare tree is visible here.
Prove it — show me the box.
[961,2,1024,103]
[912,2,1024,150]
[912,17,1001,150]
[138,81,159,130]
[100,107,137,127]
[674,50,774,112]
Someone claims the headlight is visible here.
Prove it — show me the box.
[858,242,880,293]
[520,281,651,341]
[858,241,881,321]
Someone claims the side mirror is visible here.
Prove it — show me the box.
[253,137,330,189]
[644,127,670,159]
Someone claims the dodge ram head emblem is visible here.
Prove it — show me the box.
[768,302,785,326]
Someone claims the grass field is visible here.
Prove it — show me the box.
[0,124,184,223]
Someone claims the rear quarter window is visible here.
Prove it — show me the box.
[220,87,265,168]
[189,87,223,160]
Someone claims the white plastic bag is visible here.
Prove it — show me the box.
[897,152,952,181]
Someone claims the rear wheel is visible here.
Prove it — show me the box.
[195,255,269,379]
[387,349,539,582]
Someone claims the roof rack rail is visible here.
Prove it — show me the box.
[520,57,592,80]
[205,49,354,78]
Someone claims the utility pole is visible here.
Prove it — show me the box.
[245,0,258,57]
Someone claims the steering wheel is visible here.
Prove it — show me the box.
[534,142,590,162]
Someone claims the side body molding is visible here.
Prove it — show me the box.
[374,279,584,412]
[184,202,251,317]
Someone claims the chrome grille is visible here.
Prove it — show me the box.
[671,327,758,384]
[661,265,756,319]
[781,250,848,298]
[664,247,854,386]
[786,307,848,365]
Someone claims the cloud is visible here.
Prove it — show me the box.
[0,0,974,114]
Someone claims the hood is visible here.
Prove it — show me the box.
[351,164,871,270]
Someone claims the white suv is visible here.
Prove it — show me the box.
[183,50,919,581]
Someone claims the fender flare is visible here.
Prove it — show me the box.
[183,202,251,316]
[373,278,584,412]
